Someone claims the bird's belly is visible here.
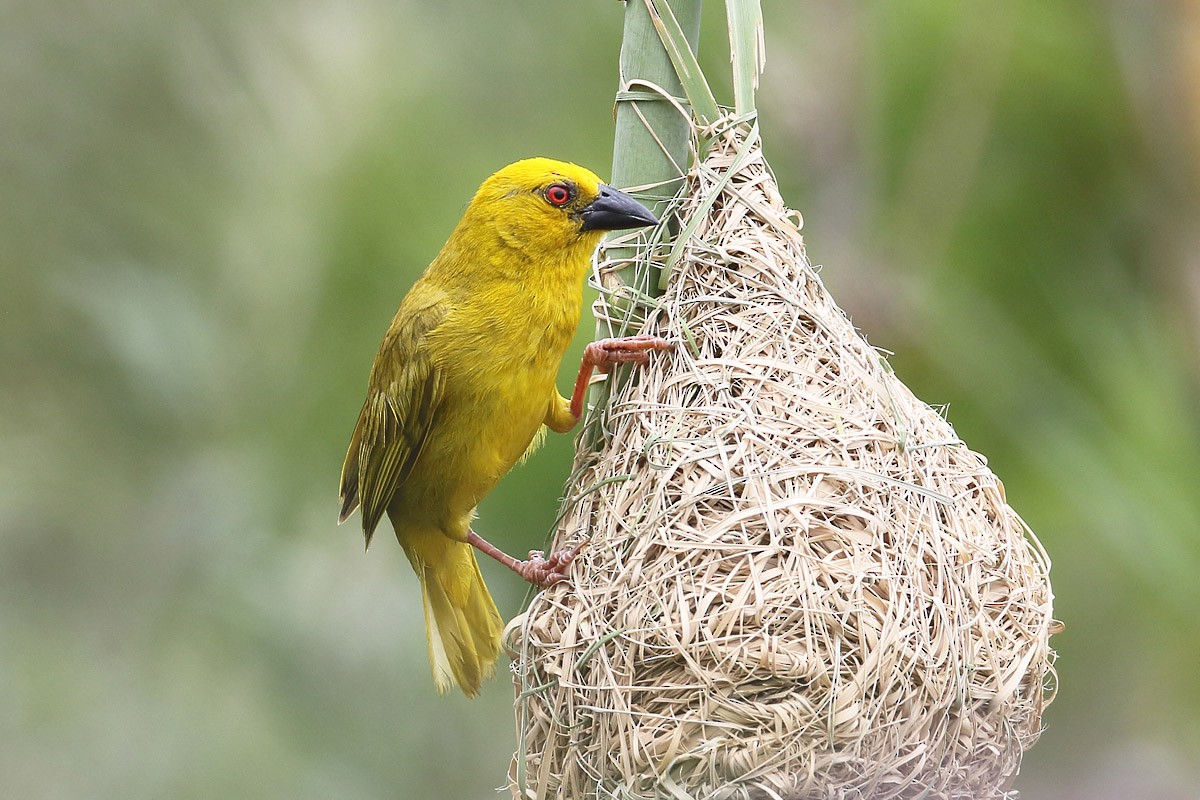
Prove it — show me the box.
[394,359,558,531]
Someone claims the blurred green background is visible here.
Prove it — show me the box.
[3,1,1198,797]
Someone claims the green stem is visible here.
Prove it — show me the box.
[609,0,703,228]
[579,0,702,448]
[605,0,703,306]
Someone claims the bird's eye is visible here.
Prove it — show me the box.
[545,183,573,207]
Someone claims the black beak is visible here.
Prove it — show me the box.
[579,185,659,232]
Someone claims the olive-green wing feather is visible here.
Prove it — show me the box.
[338,299,447,546]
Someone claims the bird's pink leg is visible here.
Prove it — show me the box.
[467,530,584,589]
[568,335,674,421]
[475,336,670,589]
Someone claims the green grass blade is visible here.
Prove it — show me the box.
[726,0,764,115]
[643,0,720,126]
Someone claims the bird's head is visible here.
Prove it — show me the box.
[463,158,659,259]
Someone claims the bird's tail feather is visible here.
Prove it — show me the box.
[404,533,503,697]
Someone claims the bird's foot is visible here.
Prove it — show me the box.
[568,335,675,420]
[515,544,583,589]
[583,335,674,373]
[466,530,584,589]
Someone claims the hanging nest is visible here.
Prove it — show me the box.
[506,121,1057,800]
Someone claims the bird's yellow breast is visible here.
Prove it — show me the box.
[392,248,590,531]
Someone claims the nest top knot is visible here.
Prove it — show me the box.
[508,122,1056,800]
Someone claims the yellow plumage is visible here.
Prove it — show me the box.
[338,158,661,695]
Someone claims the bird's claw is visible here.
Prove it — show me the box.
[584,335,675,374]
[516,543,583,589]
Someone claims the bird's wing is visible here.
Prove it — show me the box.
[338,299,447,545]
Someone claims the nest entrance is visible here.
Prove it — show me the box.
[507,122,1056,800]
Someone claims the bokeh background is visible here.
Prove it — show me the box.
[3,1,1198,797]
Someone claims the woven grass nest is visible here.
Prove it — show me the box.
[506,121,1057,800]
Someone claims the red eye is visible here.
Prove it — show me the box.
[545,183,572,206]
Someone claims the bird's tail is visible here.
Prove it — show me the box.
[398,526,503,697]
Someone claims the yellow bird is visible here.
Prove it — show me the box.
[338,158,670,696]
